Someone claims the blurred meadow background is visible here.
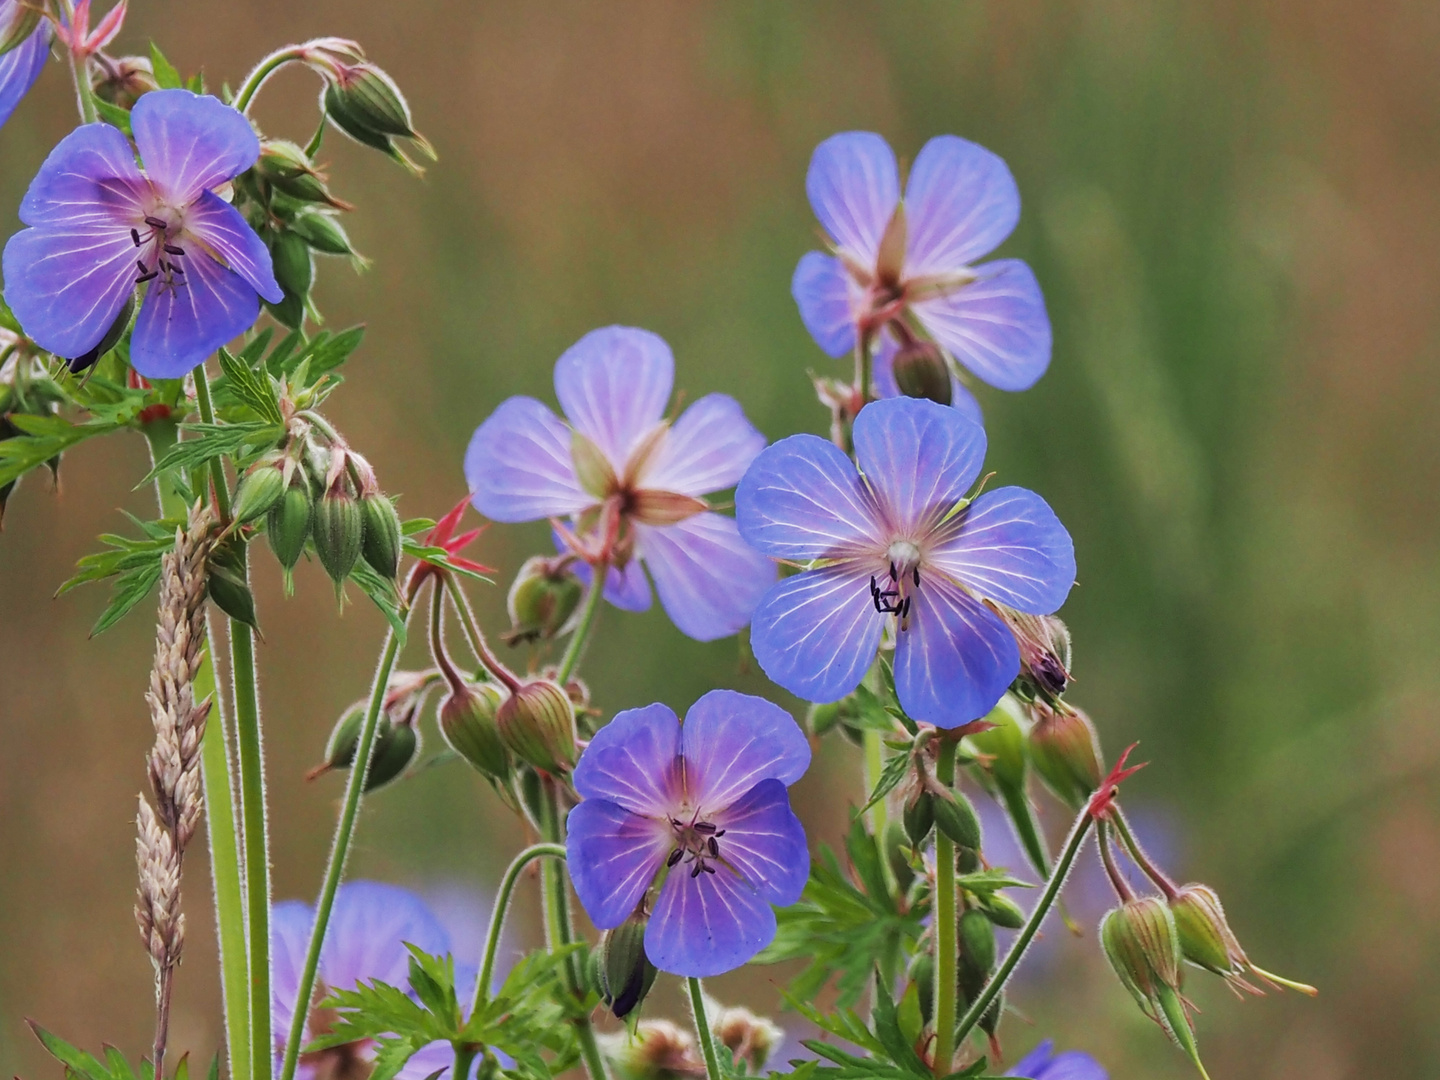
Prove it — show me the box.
[2,2,1438,1077]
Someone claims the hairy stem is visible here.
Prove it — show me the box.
[444,576,521,692]
[54,0,96,124]
[1111,804,1179,900]
[470,843,568,1016]
[231,617,271,1080]
[687,977,723,1080]
[932,737,958,1077]
[556,565,605,685]
[234,44,311,115]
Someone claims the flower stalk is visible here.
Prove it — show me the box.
[931,735,959,1077]
[687,978,724,1080]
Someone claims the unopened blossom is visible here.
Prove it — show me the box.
[1007,1040,1107,1080]
[793,131,1051,399]
[2,89,282,378]
[466,326,775,641]
[0,2,50,131]
[736,396,1075,727]
[566,690,810,977]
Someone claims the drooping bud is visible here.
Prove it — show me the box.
[906,950,934,1026]
[496,680,577,773]
[599,910,658,1020]
[890,339,953,406]
[932,787,982,851]
[290,211,362,258]
[207,535,258,629]
[311,700,420,792]
[322,62,435,173]
[902,788,935,846]
[267,474,313,585]
[979,891,1026,930]
[255,140,351,209]
[92,55,158,109]
[312,487,364,585]
[1028,703,1103,810]
[360,492,402,579]
[957,908,996,1005]
[992,605,1072,699]
[505,556,583,644]
[230,459,287,528]
[713,1005,784,1072]
[270,231,315,300]
[439,683,510,782]
[1170,883,1316,997]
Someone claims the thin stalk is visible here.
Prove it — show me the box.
[556,566,605,684]
[931,738,958,1077]
[863,730,890,843]
[470,843,567,1016]
[952,805,1096,1049]
[444,577,520,692]
[853,327,874,407]
[687,977,723,1080]
[278,622,409,1080]
[231,618,271,1080]
[54,0,96,123]
[1097,822,1133,902]
[1111,805,1179,900]
[234,45,311,115]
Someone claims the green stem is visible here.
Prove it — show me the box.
[193,368,232,519]
[54,0,96,124]
[863,730,889,842]
[232,618,271,1080]
[687,977,723,1080]
[234,45,311,115]
[1111,805,1179,900]
[952,805,1097,1049]
[932,738,958,1077]
[278,622,409,1080]
[470,843,567,1017]
[556,566,605,685]
[998,783,1051,878]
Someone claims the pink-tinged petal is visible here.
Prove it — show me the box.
[17,119,147,227]
[554,326,673,473]
[929,487,1075,614]
[467,397,592,523]
[749,563,884,704]
[911,258,1051,392]
[567,798,670,930]
[2,224,136,359]
[131,89,259,204]
[806,132,899,268]
[903,135,1021,276]
[710,778,809,906]
[321,881,450,992]
[269,900,314,1044]
[573,702,681,812]
[645,852,777,977]
[635,513,775,642]
[569,549,654,612]
[792,250,858,358]
[894,575,1019,727]
[129,248,259,378]
[641,393,766,497]
[872,329,985,426]
[185,189,282,302]
[680,690,810,813]
[0,21,51,132]
[735,433,883,561]
[852,396,985,535]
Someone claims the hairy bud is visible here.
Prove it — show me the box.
[497,680,577,773]
[907,950,934,1026]
[979,891,1026,930]
[322,62,436,173]
[506,556,583,644]
[890,339,953,406]
[957,908,996,1005]
[599,1019,704,1080]
[932,787,982,851]
[1028,703,1103,810]
[882,820,915,894]
[92,55,158,109]
[267,474,313,584]
[600,910,658,1020]
[290,211,361,258]
[1170,882,1316,997]
[713,1005,784,1072]
[438,684,510,782]
[902,788,934,846]
[994,606,1072,699]
[255,140,350,208]
[207,535,258,629]
[231,459,287,528]
[360,492,402,579]
[314,701,419,792]
[313,488,364,584]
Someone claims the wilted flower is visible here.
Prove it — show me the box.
[2,89,282,377]
[0,2,50,131]
[736,395,1075,726]
[1007,1039,1107,1080]
[793,131,1051,398]
[566,690,810,977]
[466,326,775,641]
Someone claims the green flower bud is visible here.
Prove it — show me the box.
[91,56,158,110]
[890,339,953,406]
[1168,882,1315,997]
[1100,897,1183,1019]
[497,680,577,773]
[933,787,982,851]
[439,684,510,782]
[979,892,1026,930]
[713,1004,784,1072]
[270,231,314,300]
[256,140,350,208]
[806,701,842,738]
[290,211,360,257]
[208,536,258,628]
[599,911,658,1020]
[505,556,583,644]
[329,63,421,139]
[312,701,419,792]
[957,908,996,1004]
[318,702,365,772]
[967,697,1028,792]
[882,820,915,894]
[312,488,364,584]
[267,476,313,578]
[1029,704,1103,810]
[902,788,934,846]
[956,845,981,874]
[231,461,287,528]
[360,492,402,579]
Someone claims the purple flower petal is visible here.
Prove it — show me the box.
[129,246,260,378]
[270,900,314,1044]
[554,326,673,472]
[792,250,857,358]
[572,702,681,813]
[903,135,1021,276]
[0,20,49,131]
[18,120,146,228]
[749,563,884,704]
[641,393,766,497]
[566,798,670,930]
[680,690,810,813]
[928,487,1075,614]
[852,397,986,534]
[911,258,1051,392]
[1008,1041,1108,1080]
[736,434,883,561]
[131,89,260,204]
[467,397,592,523]
[893,574,1019,726]
[806,132,899,268]
[644,849,778,977]
[635,512,775,642]
[2,223,137,359]
[321,881,451,993]
[575,554,653,612]
[185,189,283,302]
[399,1042,471,1080]
[709,778,809,906]
[872,330,984,426]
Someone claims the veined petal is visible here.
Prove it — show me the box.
[645,852,777,977]
[567,798,670,930]
[635,513,775,641]
[911,258,1051,392]
[130,248,259,378]
[2,224,137,359]
[852,396,986,534]
[185,189,283,302]
[749,564,883,704]
[554,326,673,473]
[0,22,50,132]
[806,132,900,268]
[132,89,260,204]
[269,900,313,1042]
[903,135,1021,276]
[1008,1041,1108,1080]
[735,433,883,561]
[680,690,810,813]
[18,119,147,227]
[928,487,1075,614]
[894,575,1018,727]
[708,778,809,906]
[573,702,681,812]
[872,329,985,426]
[792,250,858,358]
[321,881,450,993]
[467,397,592,523]
[572,553,653,613]
[641,393,766,497]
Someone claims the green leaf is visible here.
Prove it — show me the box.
[140,421,283,485]
[401,517,436,536]
[0,415,119,488]
[405,945,460,1031]
[104,1045,138,1080]
[217,346,284,425]
[149,43,182,89]
[955,869,1035,894]
[304,326,366,378]
[93,97,133,136]
[349,561,408,645]
[859,745,910,814]
[27,1023,111,1080]
[91,558,165,636]
[869,973,930,1078]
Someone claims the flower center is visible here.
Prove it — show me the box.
[131,213,188,291]
[666,813,727,879]
[871,540,922,628]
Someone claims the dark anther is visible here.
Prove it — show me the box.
[667,848,684,868]
[144,216,168,230]
[135,270,158,283]
[707,837,719,857]
[135,258,148,274]
[714,830,725,838]
[694,821,716,834]
[913,567,920,587]
[690,864,703,878]
[901,596,912,618]
[130,228,141,246]
[702,864,716,875]
[889,561,898,582]
[164,244,185,257]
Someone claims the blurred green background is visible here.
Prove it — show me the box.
[2,2,1438,1078]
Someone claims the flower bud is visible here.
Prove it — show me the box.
[713,1005,784,1071]
[505,556,583,644]
[599,911,658,1020]
[270,231,315,300]
[290,211,360,257]
[967,698,1027,792]
[256,140,350,208]
[890,339,953,406]
[1170,883,1242,977]
[599,1019,703,1080]
[806,701,842,738]
[0,4,41,54]
[439,684,509,782]
[313,701,419,792]
[360,492,402,579]
[902,788,934,846]
[994,606,1072,699]
[231,460,287,528]
[1028,703,1103,810]
[322,66,435,173]
[932,787,982,851]
[1100,897,1183,1016]
[906,950,934,1026]
[92,55,158,109]
[207,535,258,629]
[312,488,364,584]
[979,892,1026,930]
[267,475,313,581]
[957,908,996,1005]
[496,680,577,773]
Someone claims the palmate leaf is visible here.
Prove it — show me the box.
[24,1024,208,1080]
[859,747,910,814]
[216,346,284,425]
[56,513,180,635]
[140,420,283,485]
[0,414,120,488]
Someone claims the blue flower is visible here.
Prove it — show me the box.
[2,89,282,378]
[466,326,776,641]
[736,396,1075,727]
[1007,1040,1107,1080]
[793,132,1051,398]
[566,690,811,977]
[0,3,51,131]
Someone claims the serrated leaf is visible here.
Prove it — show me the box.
[859,746,909,814]
[141,421,282,484]
[349,561,408,645]
[217,346,284,425]
[0,416,119,488]
[149,42,182,89]
[28,1024,111,1080]
[91,559,164,636]
[869,974,930,1078]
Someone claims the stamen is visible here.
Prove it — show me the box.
[666,848,683,868]
[144,216,168,230]
[690,864,702,878]
[136,258,148,274]
[913,567,920,587]
[136,271,158,283]
[889,561,898,582]
[707,837,719,857]
[702,864,716,875]
[164,244,185,257]
[130,228,141,247]
[694,821,716,835]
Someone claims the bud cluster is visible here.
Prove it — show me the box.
[295,39,436,174]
